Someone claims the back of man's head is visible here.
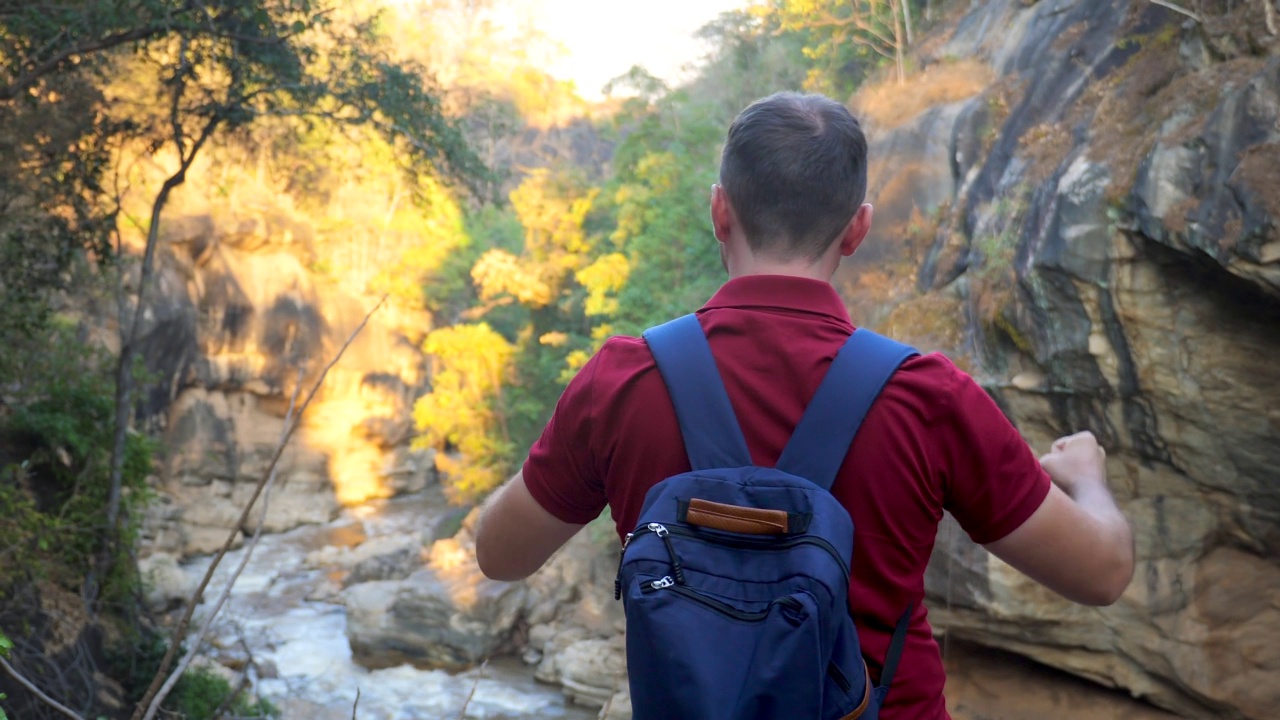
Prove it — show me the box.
[719,92,869,261]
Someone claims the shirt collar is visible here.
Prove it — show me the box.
[700,275,852,325]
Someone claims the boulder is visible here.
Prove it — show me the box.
[553,637,627,709]
[137,552,193,612]
[344,536,526,670]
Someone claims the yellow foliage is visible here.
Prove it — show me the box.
[510,169,597,260]
[559,349,593,385]
[539,331,570,347]
[472,170,599,310]
[434,453,504,506]
[413,323,515,502]
[576,253,631,317]
[471,249,554,306]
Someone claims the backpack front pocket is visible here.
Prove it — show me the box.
[625,577,824,720]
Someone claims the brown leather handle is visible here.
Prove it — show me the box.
[684,498,790,535]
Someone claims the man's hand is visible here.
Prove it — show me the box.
[1039,430,1106,498]
[474,471,585,582]
[985,430,1136,606]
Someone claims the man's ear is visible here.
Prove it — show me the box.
[839,204,874,257]
[710,184,734,244]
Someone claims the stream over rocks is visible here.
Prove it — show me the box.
[174,489,596,720]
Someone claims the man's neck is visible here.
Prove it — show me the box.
[725,255,837,282]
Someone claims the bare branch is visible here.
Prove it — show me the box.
[0,654,85,720]
[352,688,361,720]
[130,295,389,720]
[456,660,487,720]
[142,367,305,720]
[1145,0,1202,21]
[208,625,255,719]
[171,36,190,160]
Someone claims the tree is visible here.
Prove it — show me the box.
[0,0,484,606]
[767,0,914,91]
[413,322,515,502]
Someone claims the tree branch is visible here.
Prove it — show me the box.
[141,366,305,720]
[1145,0,1201,22]
[0,654,85,720]
[0,24,168,101]
[129,295,388,720]
[456,660,487,720]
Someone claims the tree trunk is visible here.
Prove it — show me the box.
[903,0,915,47]
[97,170,181,602]
[97,118,218,604]
[892,0,906,84]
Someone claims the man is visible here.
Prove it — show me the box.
[474,92,1135,718]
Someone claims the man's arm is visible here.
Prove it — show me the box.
[984,431,1135,606]
[474,470,585,582]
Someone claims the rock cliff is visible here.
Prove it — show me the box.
[127,208,438,557]
[840,1,1280,718]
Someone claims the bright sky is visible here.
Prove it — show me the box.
[515,0,750,101]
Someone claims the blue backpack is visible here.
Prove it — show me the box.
[615,314,917,720]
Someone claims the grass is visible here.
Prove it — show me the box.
[852,59,995,132]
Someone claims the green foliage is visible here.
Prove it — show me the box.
[166,667,278,719]
[107,633,277,719]
[764,0,902,96]
[0,322,154,606]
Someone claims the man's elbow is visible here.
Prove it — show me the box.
[474,536,530,582]
[1083,526,1136,606]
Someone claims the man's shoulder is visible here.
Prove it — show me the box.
[891,349,971,391]
[876,349,980,422]
[575,335,659,392]
[592,334,653,369]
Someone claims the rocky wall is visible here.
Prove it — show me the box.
[130,212,438,557]
[840,1,1280,717]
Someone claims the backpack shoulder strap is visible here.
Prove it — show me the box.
[776,329,918,491]
[643,314,752,470]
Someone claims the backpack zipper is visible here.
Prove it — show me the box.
[640,575,807,623]
[623,522,851,585]
[617,524,684,599]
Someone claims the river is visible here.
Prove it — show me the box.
[180,488,595,720]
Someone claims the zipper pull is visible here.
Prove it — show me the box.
[649,575,675,591]
[615,532,638,601]
[614,548,625,600]
[648,523,686,585]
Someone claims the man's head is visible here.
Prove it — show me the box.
[713,92,871,267]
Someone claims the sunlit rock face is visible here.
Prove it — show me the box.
[129,211,438,556]
[839,1,1280,718]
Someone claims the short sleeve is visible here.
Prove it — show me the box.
[521,351,609,525]
[936,368,1052,545]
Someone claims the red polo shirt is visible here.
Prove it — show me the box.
[523,275,1051,719]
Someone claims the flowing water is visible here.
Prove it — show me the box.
[180,490,595,720]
